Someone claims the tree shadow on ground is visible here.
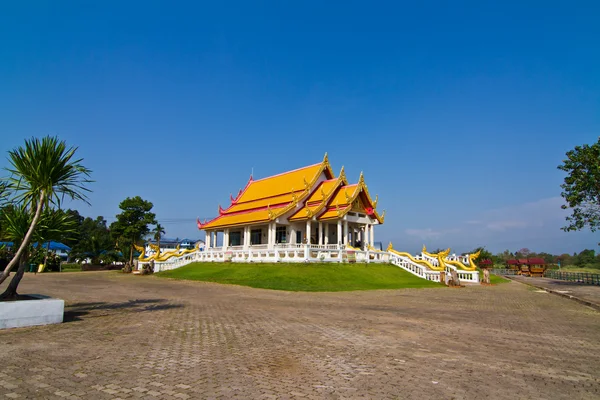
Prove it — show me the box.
[64,298,184,322]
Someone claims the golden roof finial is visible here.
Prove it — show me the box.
[373,194,378,208]
[335,201,342,216]
[359,171,365,185]
[303,176,310,190]
[339,166,346,182]
[321,186,326,200]
[422,244,427,253]
[386,242,393,251]
[381,210,386,222]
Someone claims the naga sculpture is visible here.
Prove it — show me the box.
[386,243,445,271]
[422,245,480,271]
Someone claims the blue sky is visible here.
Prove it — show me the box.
[1,1,598,254]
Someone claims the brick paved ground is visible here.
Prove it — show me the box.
[509,275,600,309]
[1,271,599,399]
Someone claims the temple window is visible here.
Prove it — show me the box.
[276,227,287,243]
[250,229,262,245]
[229,231,241,246]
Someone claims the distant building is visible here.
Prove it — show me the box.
[33,241,72,261]
[145,238,204,254]
[1,241,71,261]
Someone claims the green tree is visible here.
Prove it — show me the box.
[465,247,493,265]
[515,248,531,259]
[69,216,114,264]
[0,206,77,298]
[0,136,92,289]
[109,196,157,264]
[61,209,84,248]
[558,138,600,239]
[152,223,166,254]
[574,249,596,267]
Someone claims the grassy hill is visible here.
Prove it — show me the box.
[155,262,443,292]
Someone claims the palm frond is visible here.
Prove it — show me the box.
[5,136,93,209]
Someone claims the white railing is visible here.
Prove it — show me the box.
[444,264,479,283]
[147,245,479,284]
[388,253,441,282]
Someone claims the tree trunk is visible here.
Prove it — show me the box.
[43,240,50,271]
[129,243,134,265]
[0,191,45,286]
[0,254,28,300]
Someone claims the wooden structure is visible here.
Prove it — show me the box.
[527,258,547,277]
[506,258,547,277]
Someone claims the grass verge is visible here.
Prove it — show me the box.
[155,262,443,292]
[490,274,510,284]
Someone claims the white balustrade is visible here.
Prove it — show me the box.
[145,245,480,285]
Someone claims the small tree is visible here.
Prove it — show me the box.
[0,206,77,298]
[109,197,157,265]
[0,136,92,289]
[558,138,600,240]
[152,223,166,254]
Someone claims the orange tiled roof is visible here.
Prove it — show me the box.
[200,154,335,230]
[288,177,345,221]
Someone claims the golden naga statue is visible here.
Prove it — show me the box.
[149,243,161,253]
[133,242,202,263]
[422,244,479,271]
[387,242,444,271]
[133,243,155,262]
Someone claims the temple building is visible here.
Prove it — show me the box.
[197,154,384,252]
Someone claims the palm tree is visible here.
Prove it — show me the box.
[0,136,92,288]
[152,223,166,255]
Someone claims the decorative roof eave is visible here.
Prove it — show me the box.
[288,166,349,221]
[331,172,384,224]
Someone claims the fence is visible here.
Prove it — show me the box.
[544,270,600,285]
[491,268,517,276]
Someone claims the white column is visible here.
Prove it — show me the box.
[243,226,249,250]
[318,222,323,245]
[306,221,311,244]
[337,220,342,246]
[343,220,349,245]
[212,232,217,248]
[364,225,370,249]
[267,224,273,249]
[205,231,211,249]
[290,225,296,244]
[324,224,329,245]
[370,225,374,247]
[222,229,229,251]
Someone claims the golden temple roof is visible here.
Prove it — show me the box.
[198,155,383,230]
[200,154,335,230]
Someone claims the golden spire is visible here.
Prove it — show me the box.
[358,171,365,185]
[339,166,346,182]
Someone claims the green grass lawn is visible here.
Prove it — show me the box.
[490,274,510,284]
[155,262,443,292]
